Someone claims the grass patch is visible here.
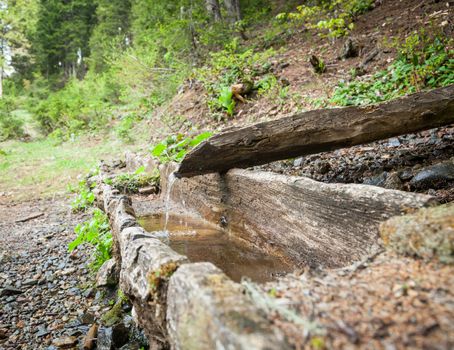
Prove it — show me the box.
[0,135,143,201]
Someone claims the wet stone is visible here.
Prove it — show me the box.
[0,286,23,296]
[410,160,454,190]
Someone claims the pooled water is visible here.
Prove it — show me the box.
[138,213,291,283]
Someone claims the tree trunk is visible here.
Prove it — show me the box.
[205,0,222,22]
[176,85,454,177]
[224,0,242,22]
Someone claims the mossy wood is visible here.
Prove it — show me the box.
[177,85,454,177]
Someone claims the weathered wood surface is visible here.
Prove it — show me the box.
[167,263,290,350]
[176,85,454,177]
[99,182,290,349]
[162,164,437,268]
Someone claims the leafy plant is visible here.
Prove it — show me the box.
[150,131,212,164]
[197,39,278,114]
[71,179,96,212]
[256,74,278,95]
[217,86,236,116]
[277,0,374,38]
[330,34,454,106]
[68,208,112,271]
[109,166,160,194]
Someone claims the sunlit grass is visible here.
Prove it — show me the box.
[0,134,145,202]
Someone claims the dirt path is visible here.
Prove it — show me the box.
[0,199,101,349]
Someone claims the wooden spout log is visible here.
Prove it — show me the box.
[176,85,454,177]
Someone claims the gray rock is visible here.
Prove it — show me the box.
[79,312,95,325]
[410,160,454,190]
[363,172,388,187]
[96,259,117,288]
[384,172,404,190]
[293,157,304,167]
[0,286,23,296]
[398,169,414,181]
[97,327,114,350]
[22,278,38,286]
[388,137,401,147]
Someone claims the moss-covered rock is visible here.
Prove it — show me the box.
[380,203,454,264]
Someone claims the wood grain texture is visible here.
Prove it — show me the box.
[177,85,454,177]
[163,165,437,268]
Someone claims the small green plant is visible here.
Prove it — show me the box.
[217,86,236,116]
[71,179,96,212]
[256,74,278,95]
[109,166,160,194]
[68,208,112,271]
[150,131,212,164]
[330,34,454,106]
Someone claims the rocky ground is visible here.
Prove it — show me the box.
[256,251,454,350]
[0,199,146,350]
[259,125,454,203]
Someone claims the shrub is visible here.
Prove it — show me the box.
[277,0,374,38]
[71,179,96,212]
[197,39,277,114]
[33,73,117,135]
[330,34,454,106]
[0,98,24,141]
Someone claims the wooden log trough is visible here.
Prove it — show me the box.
[93,86,454,349]
[161,164,436,268]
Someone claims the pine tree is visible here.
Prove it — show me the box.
[89,0,131,72]
[34,0,96,79]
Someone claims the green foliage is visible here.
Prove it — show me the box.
[0,98,24,141]
[71,179,96,212]
[330,34,454,106]
[33,73,117,135]
[34,0,97,77]
[68,208,112,271]
[256,74,278,95]
[88,0,131,73]
[217,86,236,116]
[198,39,277,114]
[277,0,373,38]
[150,131,212,164]
[108,166,160,194]
[115,113,141,143]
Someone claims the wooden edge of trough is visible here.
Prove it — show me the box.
[95,182,291,350]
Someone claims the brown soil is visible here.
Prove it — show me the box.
[259,251,454,350]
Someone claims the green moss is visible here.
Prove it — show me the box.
[147,262,179,292]
[380,203,454,264]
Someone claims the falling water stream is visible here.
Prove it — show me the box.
[164,172,177,232]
